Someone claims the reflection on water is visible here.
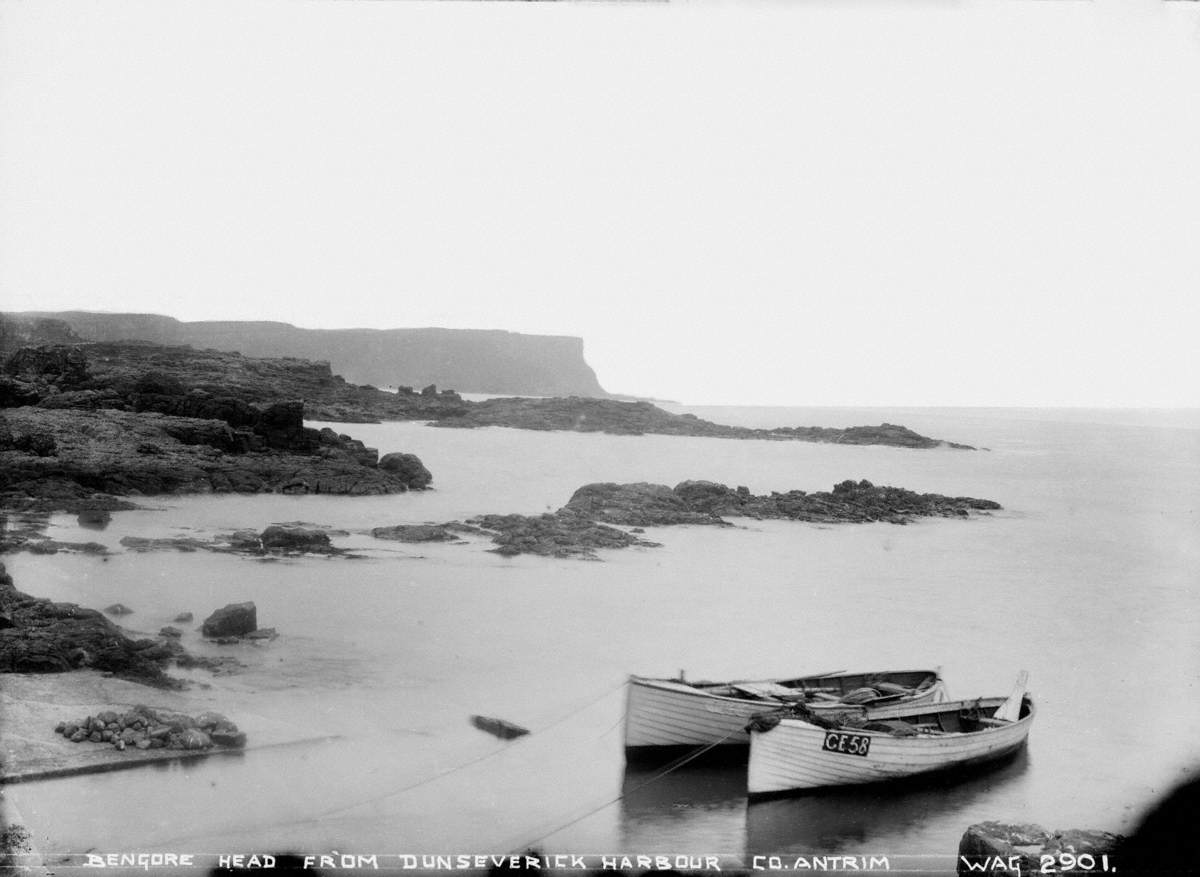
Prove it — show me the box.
[618,748,1030,859]
[744,748,1030,856]
[5,410,1199,865]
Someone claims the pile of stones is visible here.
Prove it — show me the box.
[54,705,246,752]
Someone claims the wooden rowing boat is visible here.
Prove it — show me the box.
[746,681,1034,797]
[624,669,945,757]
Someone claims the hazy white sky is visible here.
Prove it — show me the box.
[2,0,1198,406]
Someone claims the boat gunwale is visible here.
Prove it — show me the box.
[745,695,1035,797]
[626,670,945,708]
[764,694,1036,738]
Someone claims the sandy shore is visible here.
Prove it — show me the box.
[1,671,338,784]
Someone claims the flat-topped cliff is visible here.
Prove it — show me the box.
[8,311,609,398]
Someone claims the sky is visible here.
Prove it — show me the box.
[1,0,1198,407]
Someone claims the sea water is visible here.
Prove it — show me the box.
[3,406,1198,873]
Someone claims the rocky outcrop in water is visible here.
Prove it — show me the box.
[378,478,1001,559]
[429,396,976,449]
[565,479,1001,527]
[379,453,433,489]
[370,523,472,543]
[0,561,179,686]
[467,512,660,559]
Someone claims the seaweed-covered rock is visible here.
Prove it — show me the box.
[563,482,725,527]
[468,511,657,559]
[259,525,331,553]
[370,523,462,543]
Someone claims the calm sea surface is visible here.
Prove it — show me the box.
[4,406,1199,874]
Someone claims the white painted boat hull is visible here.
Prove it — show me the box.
[624,671,946,752]
[747,695,1035,796]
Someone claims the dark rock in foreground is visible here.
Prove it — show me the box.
[1114,775,1200,877]
[201,602,257,639]
[958,822,1123,876]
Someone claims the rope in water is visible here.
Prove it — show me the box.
[304,677,629,825]
[505,726,745,855]
[140,676,630,849]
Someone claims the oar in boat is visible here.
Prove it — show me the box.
[995,670,1030,723]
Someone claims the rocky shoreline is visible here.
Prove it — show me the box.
[0,333,981,518]
[359,478,1001,560]
[0,560,281,686]
[430,395,976,448]
[0,343,435,513]
[0,561,182,686]
[1,478,1003,561]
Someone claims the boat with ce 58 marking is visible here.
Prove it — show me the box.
[624,668,945,758]
[745,673,1034,797]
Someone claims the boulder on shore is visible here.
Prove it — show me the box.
[958,822,1123,876]
[200,602,257,638]
[54,706,247,752]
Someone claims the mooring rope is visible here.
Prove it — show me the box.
[136,676,630,849]
[505,726,744,854]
